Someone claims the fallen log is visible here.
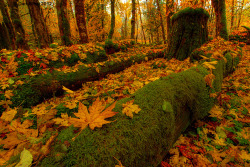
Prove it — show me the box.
[3,51,164,110]
[39,48,241,167]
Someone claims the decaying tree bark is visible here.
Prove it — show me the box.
[166,7,209,60]
[131,0,135,39]
[26,0,51,48]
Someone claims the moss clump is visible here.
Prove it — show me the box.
[65,53,80,66]
[171,7,209,22]
[49,43,58,48]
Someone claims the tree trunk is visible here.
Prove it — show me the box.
[166,0,174,41]
[108,0,115,39]
[166,7,209,60]
[0,0,16,50]
[237,0,244,29]
[156,0,166,44]
[211,0,228,40]
[101,0,105,41]
[74,0,89,43]
[125,12,127,38]
[137,0,146,44]
[0,23,11,50]
[230,0,234,32]
[56,0,72,46]
[26,0,51,48]
[131,0,136,39]
[8,0,29,50]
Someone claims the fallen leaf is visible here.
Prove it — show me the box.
[15,148,33,167]
[122,100,141,118]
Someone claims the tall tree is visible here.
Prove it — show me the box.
[8,0,29,50]
[237,0,245,29]
[230,0,235,32]
[26,0,51,48]
[131,0,136,39]
[211,0,228,40]
[156,0,166,44]
[0,0,16,50]
[56,0,72,46]
[137,0,146,44]
[74,0,89,43]
[108,0,115,39]
[166,0,174,40]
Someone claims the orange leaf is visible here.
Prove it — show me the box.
[69,98,117,130]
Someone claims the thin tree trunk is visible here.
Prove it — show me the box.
[125,13,127,38]
[166,0,174,41]
[26,0,51,48]
[101,0,105,41]
[211,0,228,40]
[230,0,235,32]
[0,0,16,50]
[56,0,72,46]
[8,0,29,50]
[131,0,136,39]
[237,0,244,29]
[108,0,115,39]
[74,0,89,43]
[156,0,166,44]
[137,0,146,44]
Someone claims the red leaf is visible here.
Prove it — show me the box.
[40,63,47,69]
[27,67,34,74]
[161,161,172,167]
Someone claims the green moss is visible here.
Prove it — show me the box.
[224,52,233,75]
[49,43,58,48]
[211,59,225,92]
[65,53,80,66]
[171,7,209,22]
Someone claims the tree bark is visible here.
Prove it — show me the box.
[166,7,209,60]
[26,0,51,48]
[74,0,89,43]
[8,0,29,50]
[230,0,234,32]
[166,0,174,41]
[56,0,72,46]
[0,23,11,50]
[156,0,166,44]
[237,0,244,29]
[137,0,146,44]
[131,0,136,39]
[211,0,228,40]
[0,0,16,50]
[108,0,115,39]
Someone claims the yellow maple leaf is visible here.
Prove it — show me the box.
[239,150,250,160]
[4,90,14,99]
[62,86,74,94]
[202,61,217,69]
[122,100,141,118]
[1,108,17,122]
[69,99,117,130]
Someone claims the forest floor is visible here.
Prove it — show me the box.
[161,45,250,167]
[0,43,249,166]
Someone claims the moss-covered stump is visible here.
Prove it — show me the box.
[166,7,209,60]
[39,49,241,167]
[242,26,250,44]
[5,51,165,110]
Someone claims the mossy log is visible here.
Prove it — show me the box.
[166,7,209,60]
[39,51,241,167]
[8,51,164,109]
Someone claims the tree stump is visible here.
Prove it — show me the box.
[166,7,209,60]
